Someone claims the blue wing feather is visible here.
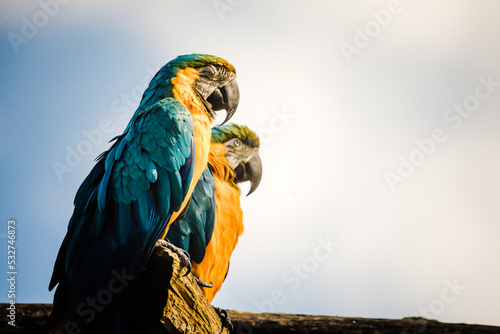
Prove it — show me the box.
[49,97,195,331]
[180,138,195,198]
[166,167,216,264]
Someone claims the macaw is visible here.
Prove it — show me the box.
[166,124,262,302]
[47,54,239,333]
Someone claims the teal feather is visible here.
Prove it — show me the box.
[114,138,127,161]
[97,166,112,214]
[112,203,130,246]
[146,160,158,183]
[112,169,122,189]
[127,173,142,197]
[151,146,170,168]
[124,123,134,142]
[151,166,171,218]
[167,146,182,171]
[138,154,148,170]
[131,192,148,230]
[139,89,155,110]
[83,188,96,215]
[181,138,195,198]
[166,168,215,264]
[168,169,183,212]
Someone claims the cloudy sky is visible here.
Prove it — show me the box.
[1,0,500,327]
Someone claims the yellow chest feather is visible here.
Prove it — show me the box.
[162,68,212,235]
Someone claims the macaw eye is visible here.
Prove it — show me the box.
[198,65,218,80]
[209,65,218,73]
[234,139,242,148]
[206,65,220,78]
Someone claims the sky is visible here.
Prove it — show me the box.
[1,0,500,328]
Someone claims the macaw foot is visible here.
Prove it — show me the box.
[213,306,233,334]
[158,239,192,276]
[194,276,214,288]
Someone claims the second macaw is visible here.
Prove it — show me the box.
[167,124,262,302]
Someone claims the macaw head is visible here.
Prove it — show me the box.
[212,124,262,195]
[159,54,240,124]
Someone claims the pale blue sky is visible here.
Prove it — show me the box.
[1,0,500,327]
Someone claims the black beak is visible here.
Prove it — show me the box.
[206,79,239,125]
[234,154,262,196]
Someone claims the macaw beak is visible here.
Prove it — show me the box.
[234,154,262,196]
[207,79,239,125]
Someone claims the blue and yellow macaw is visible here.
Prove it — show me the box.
[47,54,239,333]
[166,124,262,302]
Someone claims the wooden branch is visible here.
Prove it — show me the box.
[154,240,230,334]
[226,311,500,334]
[2,303,500,334]
[116,240,230,333]
[3,242,499,333]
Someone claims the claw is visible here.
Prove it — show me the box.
[179,248,192,276]
[159,239,192,276]
[213,306,233,333]
[194,276,214,288]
